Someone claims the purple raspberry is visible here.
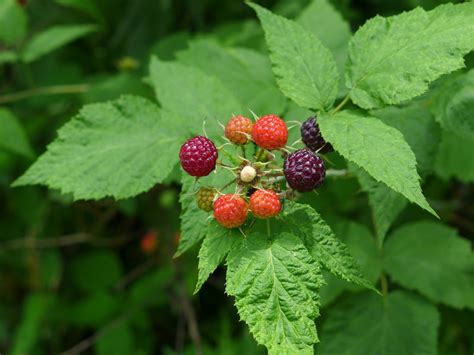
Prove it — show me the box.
[300,116,333,153]
[179,136,218,177]
[284,149,325,192]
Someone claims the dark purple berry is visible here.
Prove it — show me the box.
[284,149,325,192]
[300,116,333,153]
[179,136,218,177]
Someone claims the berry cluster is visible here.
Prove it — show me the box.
[179,115,330,229]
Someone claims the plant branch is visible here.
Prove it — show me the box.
[330,94,350,115]
[0,84,90,104]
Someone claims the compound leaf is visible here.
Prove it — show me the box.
[14,96,187,200]
[384,221,474,309]
[249,3,338,111]
[194,221,240,293]
[319,111,436,216]
[226,230,324,354]
[347,2,474,109]
[318,291,440,355]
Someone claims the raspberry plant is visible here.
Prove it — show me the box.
[8,0,474,353]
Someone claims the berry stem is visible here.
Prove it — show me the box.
[330,94,350,115]
[0,84,89,104]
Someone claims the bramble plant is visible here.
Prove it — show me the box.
[5,0,474,353]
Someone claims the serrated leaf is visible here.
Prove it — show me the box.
[194,221,240,293]
[226,230,323,354]
[0,0,27,45]
[283,201,377,292]
[384,221,474,309]
[249,2,338,111]
[176,40,287,115]
[319,111,436,216]
[0,108,34,158]
[22,24,97,63]
[318,291,440,355]
[176,170,232,257]
[432,69,474,139]
[319,218,383,306]
[14,96,187,200]
[149,56,244,140]
[346,2,474,109]
[297,0,351,96]
[352,166,407,246]
[435,129,474,182]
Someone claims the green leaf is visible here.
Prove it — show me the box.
[71,250,123,293]
[249,2,339,111]
[283,202,377,292]
[64,291,121,327]
[319,111,436,215]
[22,24,97,63]
[14,96,186,200]
[346,2,474,109]
[226,230,324,354]
[297,0,351,96]
[0,108,34,158]
[10,293,56,355]
[0,49,18,64]
[353,166,407,246]
[432,69,474,139]
[149,57,244,140]
[55,0,103,22]
[176,170,232,257]
[176,40,287,115]
[318,291,440,355]
[319,219,383,306]
[384,221,474,309]
[96,322,134,355]
[372,104,441,175]
[0,0,27,45]
[435,129,474,182]
[195,221,240,293]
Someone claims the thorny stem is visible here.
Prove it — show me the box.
[330,94,350,115]
[0,84,90,104]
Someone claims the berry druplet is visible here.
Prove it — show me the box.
[252,115,288,150]
[300,116,333,153]
[249,189,281,219]
[179,136,218,177]
[284,149,325,192]
[225,115,254,145]
[213,194,248,228]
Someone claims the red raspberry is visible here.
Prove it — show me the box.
[213,194,248,228]
[179,136,218,177]
[225,115,254,145]
[249,189,281,219]
[140,230,158,254]
[252,115,288,150]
